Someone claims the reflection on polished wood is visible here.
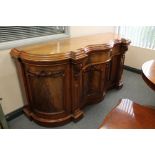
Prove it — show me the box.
[99,99,155,129]
[142,60,155,91]
[10,33,130,127]
[16,33,121,55]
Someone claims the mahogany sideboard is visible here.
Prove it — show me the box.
[10,33,131,127]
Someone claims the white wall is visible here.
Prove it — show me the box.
[70,26,115,37]
[0,26,114,115]
[0,50,24,114]
[125,46,155,69]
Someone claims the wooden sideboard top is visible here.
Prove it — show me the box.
[15,33,120,55]
[10,33,130,61]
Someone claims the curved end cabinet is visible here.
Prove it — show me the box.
[10,33,131,127]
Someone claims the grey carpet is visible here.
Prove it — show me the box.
[8,70,155,129]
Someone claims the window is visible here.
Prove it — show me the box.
[118,26,155,50]
[0,26,69,49]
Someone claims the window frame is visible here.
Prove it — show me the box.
[0,26,70,50]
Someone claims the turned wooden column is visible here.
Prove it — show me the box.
[115,39,131,89]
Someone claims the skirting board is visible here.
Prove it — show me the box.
[124,65,142,74]
[6,107,23,121]
[5,65,141,121]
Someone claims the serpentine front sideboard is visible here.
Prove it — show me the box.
[10,33,131,127]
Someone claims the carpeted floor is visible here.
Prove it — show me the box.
[8,70,155,129]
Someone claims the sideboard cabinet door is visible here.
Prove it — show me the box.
[24,64,71,124]
[82,63,109,106]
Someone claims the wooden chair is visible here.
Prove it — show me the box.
[99,98,155,129]
[0,98,8,129]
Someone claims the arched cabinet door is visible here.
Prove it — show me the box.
[82,62,110,107]
[81,44,112,107]
[24,63,72,126]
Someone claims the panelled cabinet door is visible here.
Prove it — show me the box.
[82,63,108,106]
[25,64,71,118]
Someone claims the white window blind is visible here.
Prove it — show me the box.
[118,26,155,49]
[0,26,67,43]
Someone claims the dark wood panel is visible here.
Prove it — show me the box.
[82,63,108,106]
[27,71,65,113]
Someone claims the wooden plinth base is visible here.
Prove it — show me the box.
[23,107,84,127]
